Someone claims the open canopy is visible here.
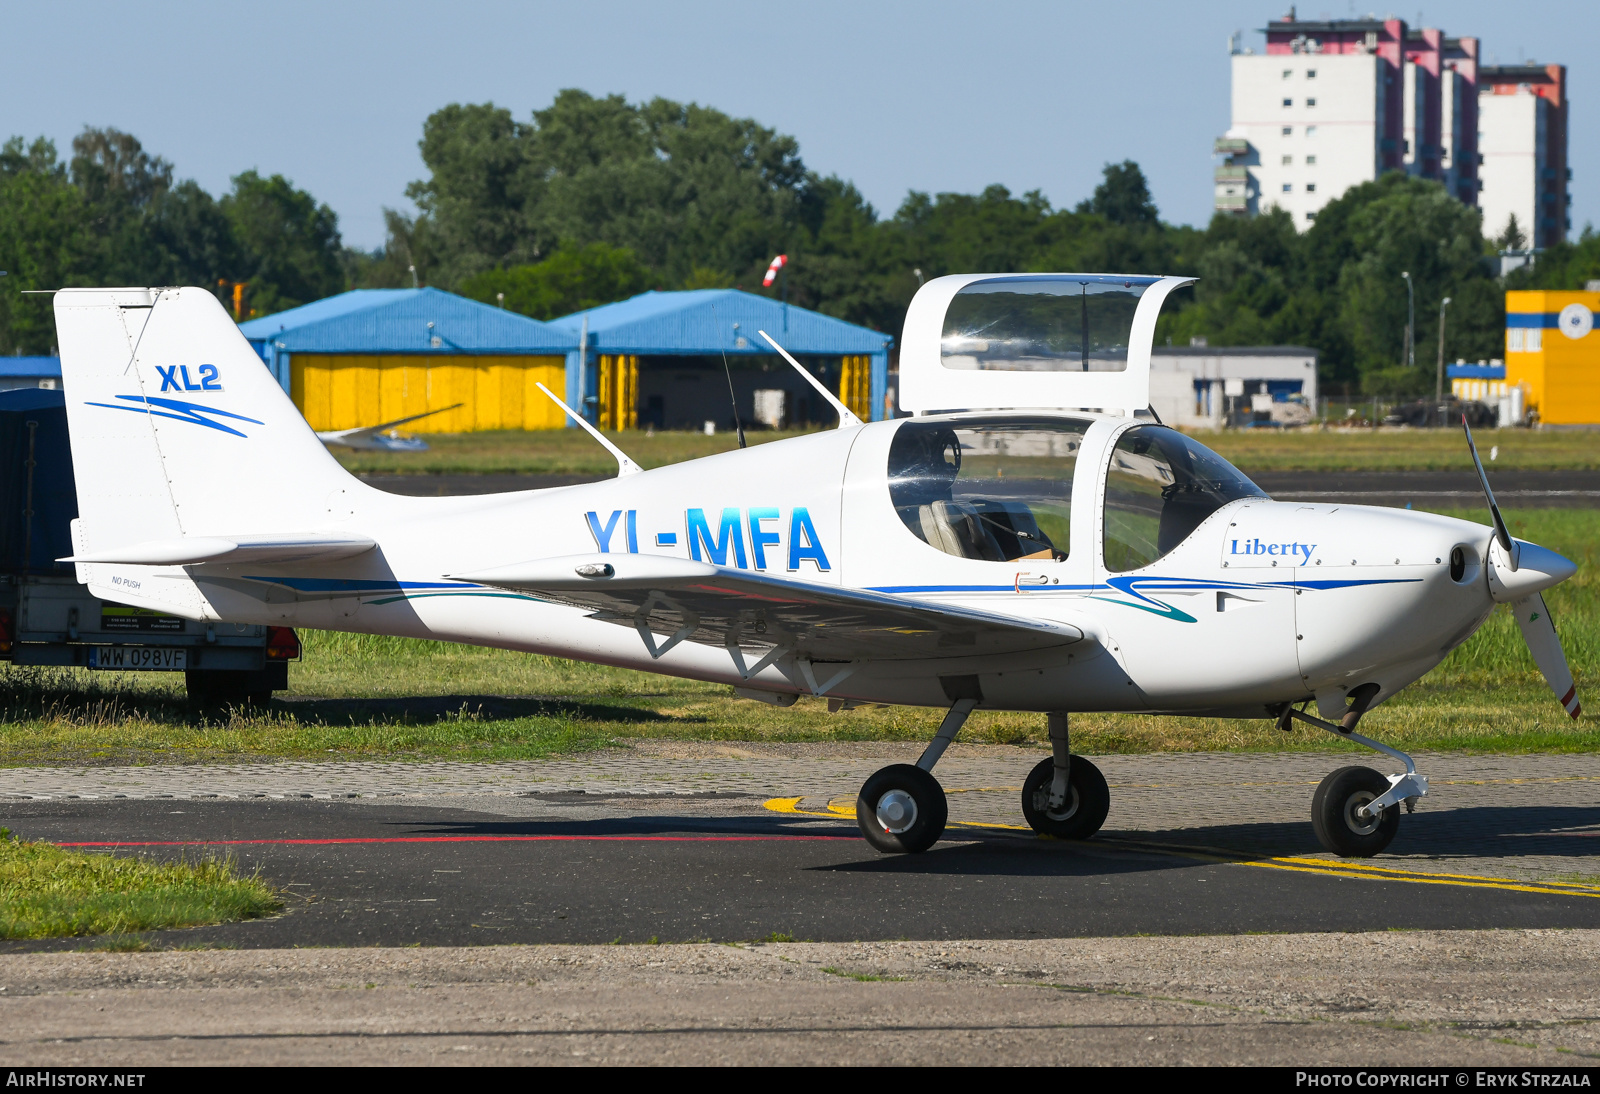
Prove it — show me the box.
[898,273,1195,416]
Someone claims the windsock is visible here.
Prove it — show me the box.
[763,254,787,287]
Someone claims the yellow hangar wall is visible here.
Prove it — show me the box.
[291,354,568,432]
[1506,290,1600,426]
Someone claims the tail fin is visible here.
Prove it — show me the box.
[55,286,365,556]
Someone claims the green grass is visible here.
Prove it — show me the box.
[0,506,1591,763]
[821,966,906,982]
[329,424,1600,477]
[1196,427,1600,472]
[0,829,281,939]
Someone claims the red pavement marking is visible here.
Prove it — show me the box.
[57,835,855,847]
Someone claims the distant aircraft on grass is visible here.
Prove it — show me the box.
[315,404,463,452]
[49,276,1579,858]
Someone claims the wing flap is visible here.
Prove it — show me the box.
[452,553,1084,662]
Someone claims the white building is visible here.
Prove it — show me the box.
[1477,64,1570,249]
[1213,15,1569,235]
[1148,346,1319,429]
[1224,50,1385,227]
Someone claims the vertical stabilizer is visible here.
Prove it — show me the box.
[55,286,372,555]
[54,287,378,616]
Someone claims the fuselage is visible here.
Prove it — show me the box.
[182,411,1501,719]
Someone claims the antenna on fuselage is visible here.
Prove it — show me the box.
[713,305,746,448]
[534,382,643,477]
[757,329,863,429]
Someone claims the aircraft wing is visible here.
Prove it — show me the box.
[452,553,1085,663]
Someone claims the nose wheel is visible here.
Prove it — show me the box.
[1312,766,1401,857]
[856,764,948,853]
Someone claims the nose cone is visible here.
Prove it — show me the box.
[1489,540,1578,603]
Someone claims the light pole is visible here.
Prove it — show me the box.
[1434,296,1452,411]
[1400,271,1414,368]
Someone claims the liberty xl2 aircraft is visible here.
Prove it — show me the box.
[52,274,1581,857]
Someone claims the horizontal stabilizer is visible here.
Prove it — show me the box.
[63,533,376,566]
[452,554,1086,662]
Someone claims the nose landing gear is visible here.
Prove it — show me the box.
[1279,685,1428,858]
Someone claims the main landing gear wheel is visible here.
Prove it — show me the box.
[856,764,948,854]
[1312,766,1401,858]
[1021,756,1110,839]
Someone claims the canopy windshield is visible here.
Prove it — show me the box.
[941,276,1162,373]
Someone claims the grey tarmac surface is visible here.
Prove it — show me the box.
[0,932,1595,1065]
[1,746,1597,950]
[4,797,1600,951]
[358,468,1600,507]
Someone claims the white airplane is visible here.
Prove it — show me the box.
[52,276,1580,859]
[315,404,464,452]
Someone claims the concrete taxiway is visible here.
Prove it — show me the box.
[0,933,1596,1065]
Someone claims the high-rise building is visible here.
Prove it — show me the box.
[1478,64,1570,249]
[1215,10,1564,246]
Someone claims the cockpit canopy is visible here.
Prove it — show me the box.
[889,418,1085,564]
[886,416,1266,572]
[899,272,1195,415]
[941,275,1160,373]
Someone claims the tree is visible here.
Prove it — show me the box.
[1329,174,1500,386]
[1508,225,1600,291]
[405,90,818,293]
[1078,160,1159,227]
[0,137,95,353]
[1494,213,1527,252]
[0,126,356,346]
[458,242,649,319]
[143,181,240,290]
[220,170,344,317]
[406,102,533,286]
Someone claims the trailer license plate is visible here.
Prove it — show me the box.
[87,647,186,671]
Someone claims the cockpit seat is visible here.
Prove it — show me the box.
[918,500,1007,562]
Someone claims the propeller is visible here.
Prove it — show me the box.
[1464,415,1582,719]
[1512,594,1582,719]
[1462,413,1517,569]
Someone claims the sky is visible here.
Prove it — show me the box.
[3,0,1592,251]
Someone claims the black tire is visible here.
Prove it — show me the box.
[1312,766,1401,857]
[1021,755,1111,839]
[856,764,948,854]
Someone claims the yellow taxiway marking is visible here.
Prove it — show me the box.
[760,794,1600,901]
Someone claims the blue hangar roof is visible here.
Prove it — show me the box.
[238,288,576,355]
[550,289,893,356]
[0,357,61,379]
